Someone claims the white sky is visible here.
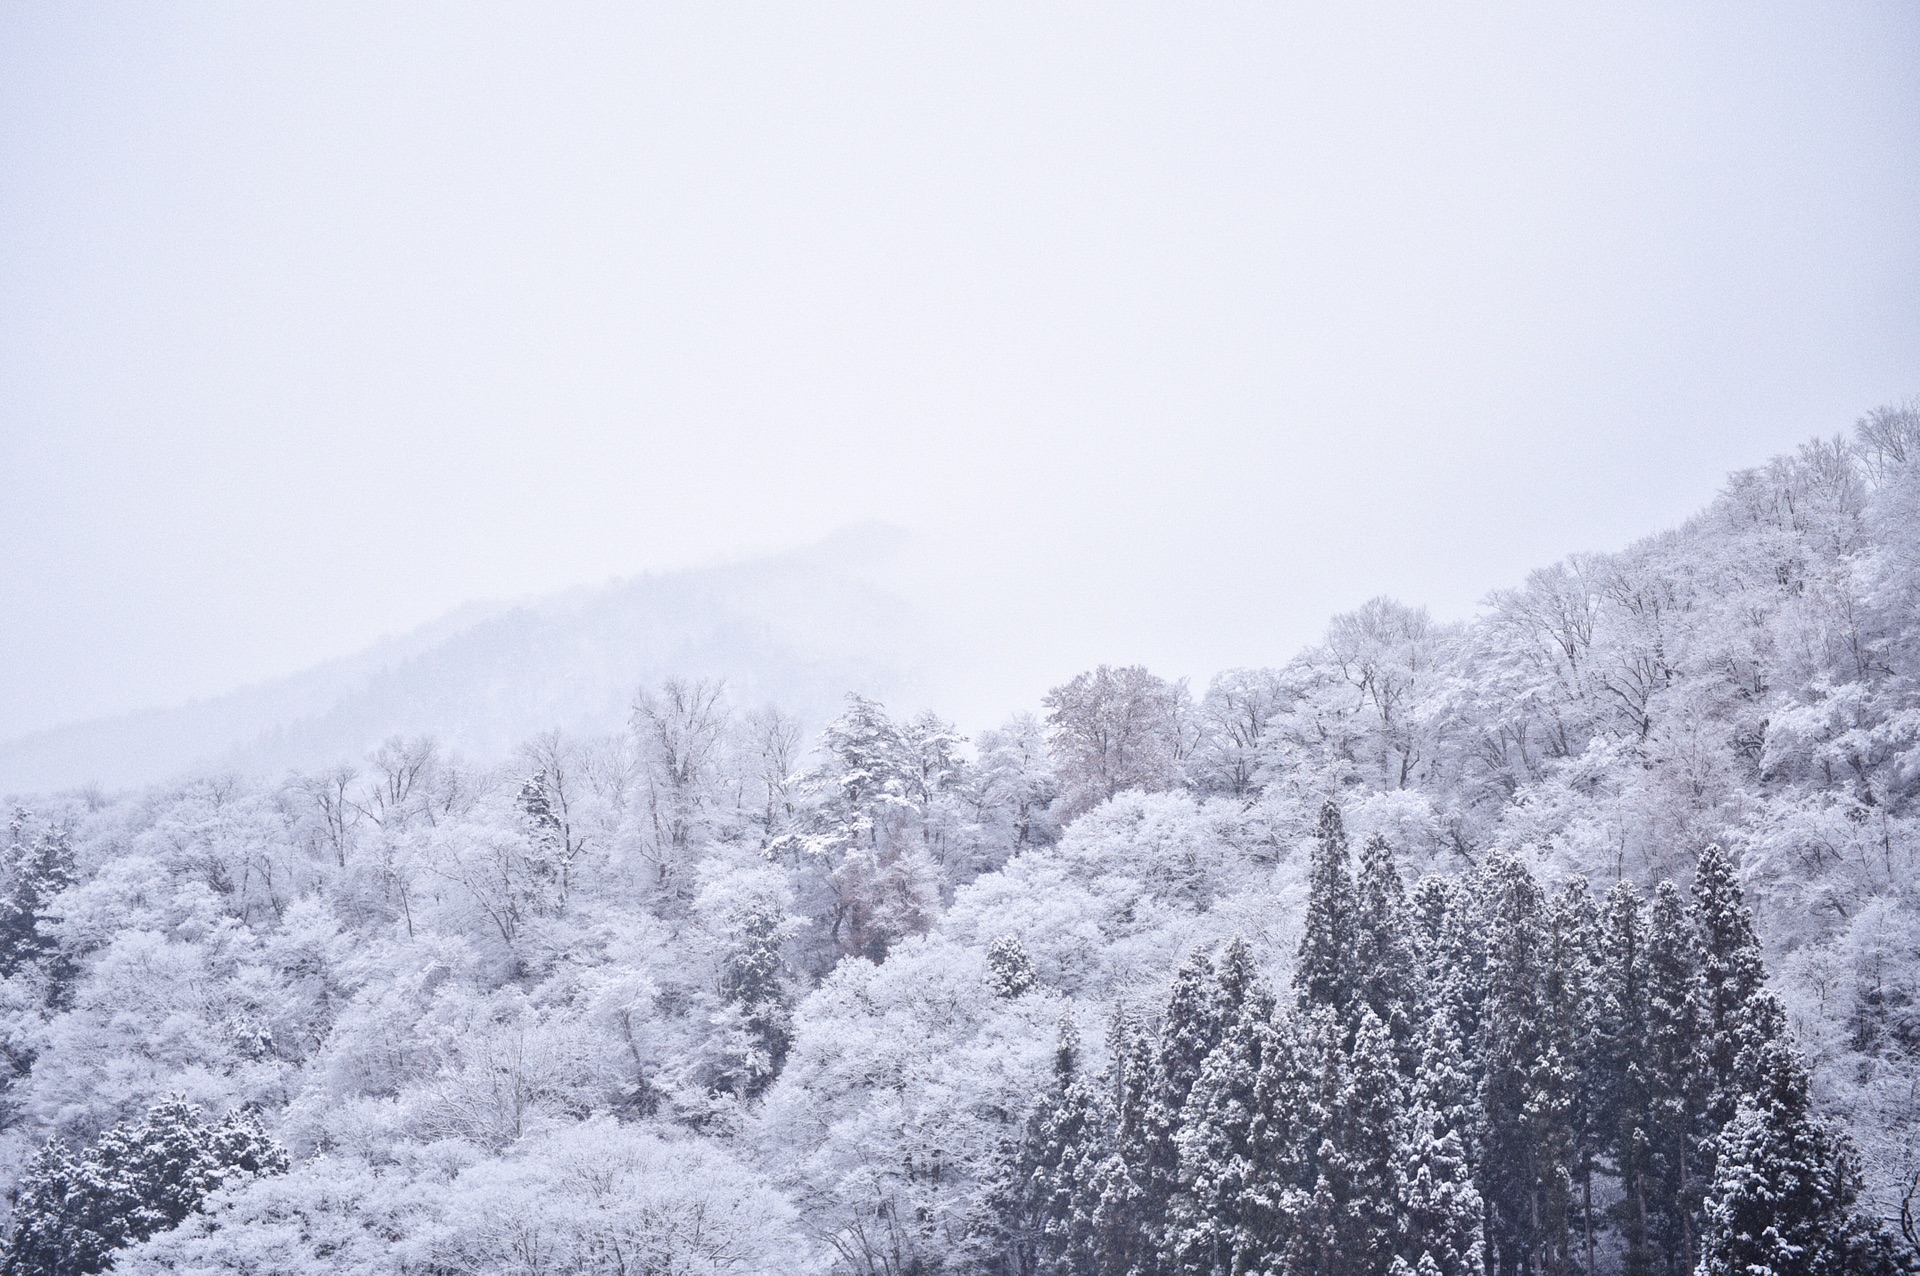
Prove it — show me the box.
[3,3,1917,740]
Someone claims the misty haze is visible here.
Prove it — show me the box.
[1,5,1918,1276]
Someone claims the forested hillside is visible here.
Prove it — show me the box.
[0,406,1915,1275]
[0,524,929,794]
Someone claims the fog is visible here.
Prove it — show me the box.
[3,2,1917,744]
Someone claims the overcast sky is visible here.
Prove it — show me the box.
[2,2,1917,741]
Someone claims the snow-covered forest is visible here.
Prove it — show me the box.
[1,405,1917,1276]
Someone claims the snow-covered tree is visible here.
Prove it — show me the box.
[1399,1007,1487,1276]
[1696,1033,1903,1276]
[1296,803,1361,1027]
[988,934,1039,1000]
[3,1097,286,1275]
[1043,665,1191,818]
[0,810,73,982]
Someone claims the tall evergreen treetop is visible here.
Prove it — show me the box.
[0,811,74,982]
[1215,935,1259,1019]
[1135,949,1225,1274]
[2,1097,287,1276]
[1336,1006,1410,1276]
[1168,958,1282,1276]
[1545,879,1605,1276]
[1643,882,1707,1276]
[1357,833,1417,1056]
[1297,803,1360,1023]
[1697,1036,1904,1276]
[1401,1006,1488,1276]
[1689,843,1779,1131]
[1477,854,1550,1276]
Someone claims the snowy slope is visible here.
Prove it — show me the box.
[0,526,932,794]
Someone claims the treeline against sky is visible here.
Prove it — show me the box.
[0,406,1911,1274]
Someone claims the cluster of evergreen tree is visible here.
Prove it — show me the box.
[0,810,73,989]
[1,1097,287,1275]
[1004,805,1907,1276]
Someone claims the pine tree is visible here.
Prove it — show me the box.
[517,769,563,854]
[1527,1039,1580,1276]
[1409,874,1458,969]
[989,935,1040,999]
[1544,880,1604,1276]
[1421,875,1490,1088]
[2,1097,288,1276]
[1136,949,1228,1275]
[1599,881,1656,1276]
[1689,844,1780,1135]
[1168,946,1284,1276]
[1696,1033,1904,1276]
[1478,854,1550,1276]
[1010,1015,1110,1276]
[1213,937,1259,1025]
[1241,1005,1318,1275]
[1284,1004,1408,1276]
[1284,1004,1352,1276]
[513,767,575,914]
[1356,833,1417,1061]
[0,810,75,982]
[1296,803,1360,1029]
[1400,1007,1488,1276]
[1084,1150,1146,1276]
[1093,1010,1157,1276]
[717,898,794,1096]
[201,1108,287,1180]
[2,1141,96,1276]
[1334,1007,1410,1276]
[773,695,940,960]
[1642,882,1706,1276]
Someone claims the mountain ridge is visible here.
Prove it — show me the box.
[0,524,929,794]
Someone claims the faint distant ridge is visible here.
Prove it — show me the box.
[0,526,930,795]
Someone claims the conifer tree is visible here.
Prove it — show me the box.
[1213,936,1259,1025]
[1334,1007,1410,1276]
[1356,833,1417,1060]
[1243,1006,1319,1275]
[1092,1010,1156,1276]
[1296,803,1360,1029]
[1168,946,1283,1276]
[1285,1004,1354,1276]
[517,769,563,854]
[1400,1006,1488,1276]
[0,811,74,982]
[1643,882,1706,1276]
[774,694,942,959]
[1478,854,1550,1276]
[1599,881,1656,1276]
[2,1141,93,1276]
[1422,876,1490,1084]
[1010,1015,1110,1276]
[1544,880,1604,1276]
[717,898,794,1096]
[1085,1151,1147,1276]
[1281,1003,1409,1276]
[989,935,1039,999]
[1409,874,1458,970]
[1696,1033,1904,1276]
[1137,949,1228,1274]
[2,1098,287,1276]
[1527,1039,1580,1276]
[1689,844,1780,1134]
